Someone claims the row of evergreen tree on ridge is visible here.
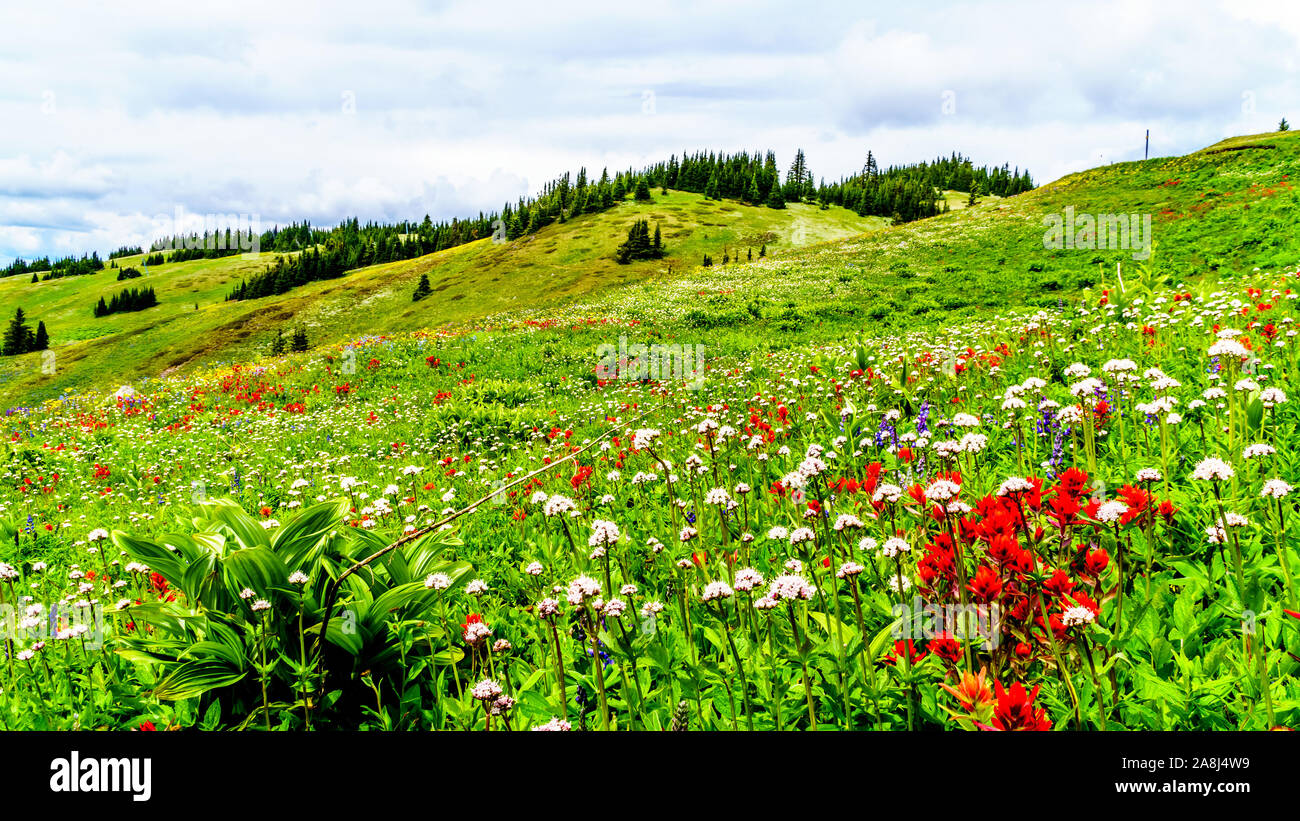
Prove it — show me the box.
[226,147,1030,303]
[3,147,1031,293]
[93,286,158,317]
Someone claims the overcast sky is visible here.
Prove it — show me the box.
[2,0,1297,265]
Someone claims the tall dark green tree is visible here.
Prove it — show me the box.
[765,182,786,209]
[2,308,32,356]
[291,327,309,352]
[615,220,665,264]
[786,149,811,201]
[862,150,879,177]
[33,321,49,351]
[412,273,432,301]
[704,170,720,200]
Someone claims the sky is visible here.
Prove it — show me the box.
[1,0,1297,265]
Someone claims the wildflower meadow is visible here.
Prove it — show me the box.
[3,259,1298,733]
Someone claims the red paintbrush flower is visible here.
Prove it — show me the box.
[990,681,1052,731]
[967,565,1003,603]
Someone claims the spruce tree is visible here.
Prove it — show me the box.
[2,308,32,356]
[787,149,811,202]
[291,327,309,352]
[412,273,432,301]
[271,329,287,356]
[765,183,785,209]
[862,150,879,178]
[615,219,663,263]
[634,177,651,201]
[1280,118,1291,132]
[704,171,720,200]
[33,321,49,351]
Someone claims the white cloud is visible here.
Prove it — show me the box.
[2,0,1298,264]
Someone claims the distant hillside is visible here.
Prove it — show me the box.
[0,190,881,407]
[5,130,1295,409]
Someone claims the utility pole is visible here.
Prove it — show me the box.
[1145,129,1149,160]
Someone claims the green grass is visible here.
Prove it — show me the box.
[5,128,1300,409]
[583,129,1300,337]
[0,191,879,407]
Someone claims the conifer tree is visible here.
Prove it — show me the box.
[862,150,879,177]
[271,329,287,356]
[291,327,309,352]
[2,308,32,356]
[33,321,49,351]
[765,183,786,209]
[412,273,432,301]
[704,171,720,200]
[615,220,664,263]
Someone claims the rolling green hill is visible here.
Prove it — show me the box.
[568,130,1300,340]
[0,191,881,407]
[4,129,1299,409]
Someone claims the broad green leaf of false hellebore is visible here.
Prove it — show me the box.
[151,659,248,701]
[198,497,271,549]
[270,497,351,571]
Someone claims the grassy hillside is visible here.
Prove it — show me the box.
[0,191,880,407]
[556,130,1300,342]
[4,129,1298,409]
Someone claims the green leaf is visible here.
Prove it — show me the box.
[272,498,349,571]
[151,659,248,701]
[204,498,271,549]
[1245,392,1264,432]
[182,640,247,669]
[111,531,187,587]
[223,546,291,603]
[869,617,903,661]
